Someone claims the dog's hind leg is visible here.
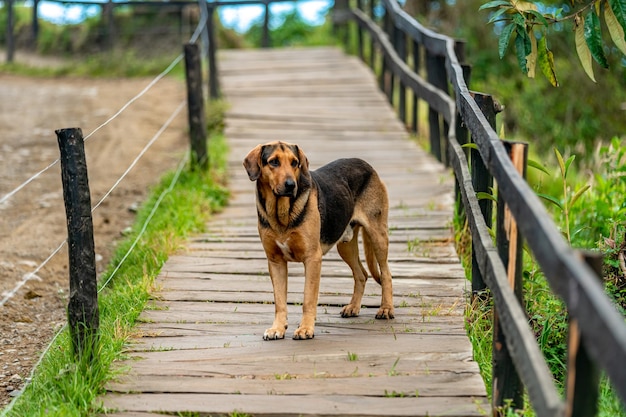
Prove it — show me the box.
[362,225,395,320]
[338,227,368,318]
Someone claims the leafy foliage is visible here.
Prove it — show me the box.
[480,0,626,84]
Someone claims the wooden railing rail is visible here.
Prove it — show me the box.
[335,0,626,415]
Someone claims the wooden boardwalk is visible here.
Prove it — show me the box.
[102,47,488,416]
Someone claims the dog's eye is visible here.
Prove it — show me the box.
[291,159,299,168]
[268,159,280,167]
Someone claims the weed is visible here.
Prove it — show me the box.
[388,358,400,376]
[347,352,359,361]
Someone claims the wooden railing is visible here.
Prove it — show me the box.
[333,0,626,416]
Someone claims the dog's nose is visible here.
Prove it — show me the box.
[284,178,296,193]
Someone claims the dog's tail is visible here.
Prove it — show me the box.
[362,231,382,285]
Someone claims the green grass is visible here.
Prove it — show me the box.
[1,103,229,417]
[0,48,186,78]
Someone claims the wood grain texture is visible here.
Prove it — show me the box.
[101,47,488,417]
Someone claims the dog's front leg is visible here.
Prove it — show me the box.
[265,259,288,340]
[293,255,322,340]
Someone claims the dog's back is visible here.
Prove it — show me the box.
[312,158,379,246]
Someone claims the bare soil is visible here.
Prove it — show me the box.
[0,70,188,407]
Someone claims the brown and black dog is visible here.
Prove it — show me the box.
[243,141,394,340]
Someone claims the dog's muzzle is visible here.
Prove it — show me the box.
[276,178,297,197]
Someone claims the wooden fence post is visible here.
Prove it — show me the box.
[565,251,603,417]
[369,0,376,69]
[262,0,271,48]
[492,140,527,414]
[454,63,471,221]
[184,43,208,170]
[6,0,15,63]
[469,92,495,299]
[31,0,40,49]
[56,128,99,360]
[396,29,407,126]
[104,0,115,50]
[356,0,364,61]
[425,51,446,163]
[411,39,420,135]
[207,4,221,100]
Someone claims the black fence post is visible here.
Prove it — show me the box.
[425,51,446,163]
[369,0,376,69]
[184,43,208,170]
[6,0,15,63]
[56,128,99,360]
[469,92,496,299]
[207,4,221,100]
[411,39,420,135]
[31,0,40,49]
[493,140,527,413]
[262,0,271,48]
[396,29,407,126]
[356,0,364,60]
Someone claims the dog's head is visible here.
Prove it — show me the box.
[243,141,310,197]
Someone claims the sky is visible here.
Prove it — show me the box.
[35,0,332,32]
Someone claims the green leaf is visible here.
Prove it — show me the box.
[584,9,609,68]
[554,147,566,177]
[575,15,596,82]
[564,154,576,178]
[605,4,626,55]
[462,143,479,150]
[538,36,559,86]
[479,0,512,11]
[499,23,516,58]
[477,192,498,202]
[569,184,590,208]
[489,7,512,23]
[515,27,531,74]
[527,9,550,27]
[527,159,551,176]
[537,193,563,211]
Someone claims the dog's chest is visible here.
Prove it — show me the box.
[275,238,297,262]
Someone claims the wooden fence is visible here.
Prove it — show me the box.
[2,0,320,63]
[330,0,626,416]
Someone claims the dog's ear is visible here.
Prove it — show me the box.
[296,145,309,175]
[243,145,262,181]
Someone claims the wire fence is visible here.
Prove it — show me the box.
[0,11,211,413]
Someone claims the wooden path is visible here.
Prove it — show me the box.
[102,47,488,416]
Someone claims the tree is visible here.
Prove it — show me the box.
[480,0,626,85]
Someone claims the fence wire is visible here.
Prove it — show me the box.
[0,13,210,414]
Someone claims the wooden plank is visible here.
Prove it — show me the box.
[103,393,487,417]
[108,373,487,397]
[101,47,487,417]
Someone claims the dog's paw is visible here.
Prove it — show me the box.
[263,327,286,340]
[292,326,315,340]
[375,306,395,320]
[340,304,360,318]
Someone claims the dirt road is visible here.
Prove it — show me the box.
[0,72,188,406]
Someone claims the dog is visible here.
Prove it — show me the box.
[243,141,394,340]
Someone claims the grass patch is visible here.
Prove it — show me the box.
[2,103,229,417]
[0,49,186,78]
